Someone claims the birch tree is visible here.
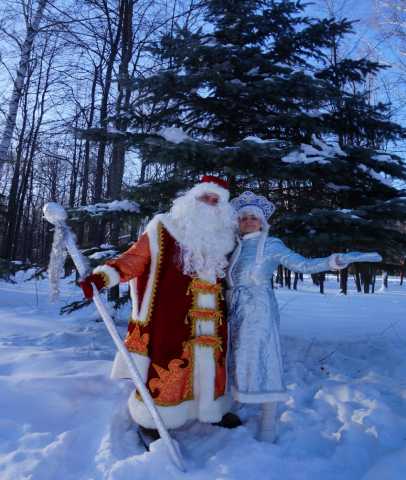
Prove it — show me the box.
[0,0,48,171]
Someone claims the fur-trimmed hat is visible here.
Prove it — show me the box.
[188,175,230,202]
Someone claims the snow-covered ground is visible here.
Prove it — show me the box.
[0,272,405,480]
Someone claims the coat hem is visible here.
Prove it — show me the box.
[110,351,150,382]
[232,386,289,403]
[128,391,231,429]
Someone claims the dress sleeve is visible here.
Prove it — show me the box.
[93,233,151,287]
[265,238,332,274]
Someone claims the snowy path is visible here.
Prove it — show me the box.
[0,274,405,479]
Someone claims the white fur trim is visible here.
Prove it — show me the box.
[232,386,289,403]
[226,229,269,288]
[329,253,347,271]
[188,182,230,202]
[128,215,163,323]
[128,391,231,429]
[197,292,216,309]
[110,351,150,381]
[93,264,121,288]
[144,212,185,247]
[238,205,266,225]
[128,279,139,322]
[196,293,216,336]
[193,344,215,419]
[195,320,215,336]
[255,229,268,265]
[242,231,262,240]
[155,213,181,244]
[226,237,241,288]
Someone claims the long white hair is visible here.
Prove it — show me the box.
[168,191,237,283]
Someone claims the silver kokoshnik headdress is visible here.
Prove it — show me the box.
[231,191,276,225]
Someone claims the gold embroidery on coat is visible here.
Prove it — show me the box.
[186,278,222,295]
[124,323,149,356]
[186,277,225,337]
[189,335,223,350]
[133,261,227,406]
[148,343,194,406]
[98,271,110,288]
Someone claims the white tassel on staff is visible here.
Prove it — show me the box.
[43,202,186,473]
[48,221,68,303]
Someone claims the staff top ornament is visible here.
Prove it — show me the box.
[231,191,276,221]
[43,202,68,225]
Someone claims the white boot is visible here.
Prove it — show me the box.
[257,401,278,443]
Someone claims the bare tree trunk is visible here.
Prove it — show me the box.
[0,71,31,259]
[276,265,284,287]
[91,3,125,245]
[293,272,299,290]
[339,267,348,295]
[319,273,325,294]
[12,37,53,258]
[69,116,81,208]
[21,170,35,260]
[382,271,388,289]
[0,0,48,170]
[93,1,125,203]
[353,264,362,292]
[78,64,99,245]
[360,264,372,294]
[372,269,377,293]
[311,272,325,293]
[284,268,291,289]
[107,0,134,304]
[400,258,406,286]
[108,0,134,198]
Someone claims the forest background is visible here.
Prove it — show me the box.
[1,0,406,304]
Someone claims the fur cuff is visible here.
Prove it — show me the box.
[93,264,121,288]
[329,254,347,271]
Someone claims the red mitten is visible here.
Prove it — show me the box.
[79,273,107,300]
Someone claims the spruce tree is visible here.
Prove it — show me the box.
[121,0,406,268]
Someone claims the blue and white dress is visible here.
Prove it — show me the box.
[226,231,333,403]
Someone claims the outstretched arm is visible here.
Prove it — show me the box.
[80,233,151,298]
[266,238,343,274]
[95,233,151,287]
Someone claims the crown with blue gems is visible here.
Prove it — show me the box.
[230,191,276,220]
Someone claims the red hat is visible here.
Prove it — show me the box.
[201,175,229,190]
[188,175,230,202]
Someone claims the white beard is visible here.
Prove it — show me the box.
[168,194,237,283]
